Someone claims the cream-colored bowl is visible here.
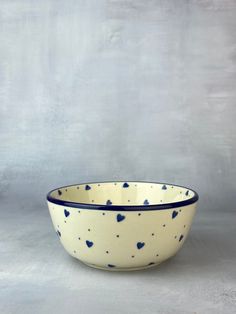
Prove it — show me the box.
[47,181,198,271]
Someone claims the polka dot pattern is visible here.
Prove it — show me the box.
[50,182,196,208]
[47,181,198,271]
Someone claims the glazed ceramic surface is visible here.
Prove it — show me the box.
[47,181,199,271]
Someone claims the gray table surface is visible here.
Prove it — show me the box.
[1,202,236,314]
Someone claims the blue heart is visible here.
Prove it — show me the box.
[185,190,189,196]
[172,210,178,219]
[64,209,70,217]
[117,214,125,222]
[58,190,62,195]
[106,199,112,206]
[107,264,116,268]
[85,185,91,190]
[56,230,61,237]
[179,235,184,242]
[162,185,167,190]
[137,242,145,249]
[143,199,149,205]
[86,240,94,248]
[123,182,129,188]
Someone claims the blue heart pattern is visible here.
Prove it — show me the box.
[86,240,94,248]
[106,199,112,206]
[117,214,125,222]
[179,235,184,242]
[172,210,178,219]
[137,242,145,249]
[56,182,189,268]
[123,182,129,188]
[64,209,70,217]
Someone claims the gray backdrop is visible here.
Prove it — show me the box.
[1,1,236,313]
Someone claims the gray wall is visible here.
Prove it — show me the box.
[1,0,236,212]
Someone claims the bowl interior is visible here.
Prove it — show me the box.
[47,181,196,207]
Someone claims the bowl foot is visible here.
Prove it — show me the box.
[83,262,161,271]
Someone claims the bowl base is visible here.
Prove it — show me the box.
[83,262,161,271]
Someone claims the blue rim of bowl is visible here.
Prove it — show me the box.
[46,181,199,211]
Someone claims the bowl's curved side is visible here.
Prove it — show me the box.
[47,201,197,270]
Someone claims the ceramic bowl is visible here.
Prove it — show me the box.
[47,181,198,271]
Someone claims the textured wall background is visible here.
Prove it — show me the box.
[1,1,236,314]
[1,1,236,211]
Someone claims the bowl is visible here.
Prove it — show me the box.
[47,181,199,271]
